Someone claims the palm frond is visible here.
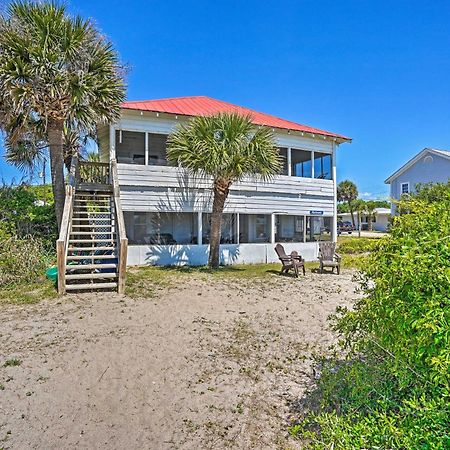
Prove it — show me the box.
[167,112,282,183]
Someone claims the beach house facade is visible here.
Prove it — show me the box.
[97,96,351,266]
[385,148,450,214]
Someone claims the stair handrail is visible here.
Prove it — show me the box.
[56,154,79,294]
[110,158,128,294]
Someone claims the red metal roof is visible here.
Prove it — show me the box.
[121,96,351,141]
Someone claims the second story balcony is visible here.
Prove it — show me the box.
[114,129,335,181]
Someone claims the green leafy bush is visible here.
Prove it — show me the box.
[0,183,56,250]
[0,235,53,286]
[293,185,450,448]
[337,237,380,254]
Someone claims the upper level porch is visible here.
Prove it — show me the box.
[108,128,335,181]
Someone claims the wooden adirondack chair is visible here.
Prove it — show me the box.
[318,241,341,274]
[274,244,306,277]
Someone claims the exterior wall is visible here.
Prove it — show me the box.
[339,210,390,232]
[389,152,450,212]
[117,164,335,215]
[127,242,319,266]
[372,214,389,232]
[100,109,345,266]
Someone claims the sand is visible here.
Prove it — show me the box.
[0,270,359,449]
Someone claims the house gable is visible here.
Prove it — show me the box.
[386,148,450,202]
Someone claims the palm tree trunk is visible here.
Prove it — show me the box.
[349,201,355,227]
[208,179,230,269]
[48,121,65,231]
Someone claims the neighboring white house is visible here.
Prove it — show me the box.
[385,148,450,213]
[339,207,391,232]
[98,96,351,266]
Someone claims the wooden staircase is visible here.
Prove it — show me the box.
[56,156,128,294]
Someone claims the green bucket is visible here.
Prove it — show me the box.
[46,266,58,281]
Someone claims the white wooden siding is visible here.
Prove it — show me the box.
[118,164,334,215]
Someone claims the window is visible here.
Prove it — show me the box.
[201,213,237,244]
[116,131,145,165]
[116,131,170,166]
[306,216,332,242]
[148,133,169,166]
[123,212,197,245]
[275,215,304,242]
[313,153,332,180]
[401,182,410,195]
[239,214,271,243]
[291,149,312,177]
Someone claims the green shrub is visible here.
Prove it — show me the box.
[337,237,380,254]
[293,185,450,448]
[0,235,53,287]
[0,183,56,251]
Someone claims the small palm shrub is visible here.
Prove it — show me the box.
[291,185,450,448]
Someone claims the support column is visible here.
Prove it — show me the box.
[270,213,276,244]
[109,126,116,161]
[144,132,149,165]
[236,213,240,244]
[311,151,315,179]
[303,215,307,243]
[197,211,203,245]
[287,147,292,176]
[331,143,338,242]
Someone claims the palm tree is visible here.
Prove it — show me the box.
[352,199,366,237]
[167,112,281,268]
[337,180,358,227]
[0,1,125,230]
[365,200,377,231]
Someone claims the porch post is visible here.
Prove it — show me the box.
[109,126,116,161]
[287,148,292,176]
[303,215,307,243]
[270,213,276,244]
[144,132,149,165]
[197,211,203,245]
[311,151,315,179]
[331,143,338,242]
[236,213,240,244]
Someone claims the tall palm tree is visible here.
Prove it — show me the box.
[167,112,281,268]
[0,1,125,229]
[352,199,366,237]
[365,200,377,231]
[337,180,358,227]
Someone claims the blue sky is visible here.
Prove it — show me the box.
[1,0,450,199]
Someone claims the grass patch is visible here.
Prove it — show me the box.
[126,258,365,298]
[4,358,21,367]
[0,277,57,305]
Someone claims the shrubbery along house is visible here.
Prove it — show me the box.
[97,96,351,265]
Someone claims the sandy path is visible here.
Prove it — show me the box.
[0,271,359,449]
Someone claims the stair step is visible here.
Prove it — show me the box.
[76,193,111,197]
[75,199,111,202]
[66,272,117,280]
[70,231,115,235]
[72,218,113,222]
[66,263,117,270]
[71,224,113,228]
[68,246,115,252]
[74,206,111,210]
[66,282,118,291]
[67,254,117,260]
[69,239,115,244]
[72,212,112,216]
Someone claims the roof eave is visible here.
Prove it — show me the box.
[120,106,352,142]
